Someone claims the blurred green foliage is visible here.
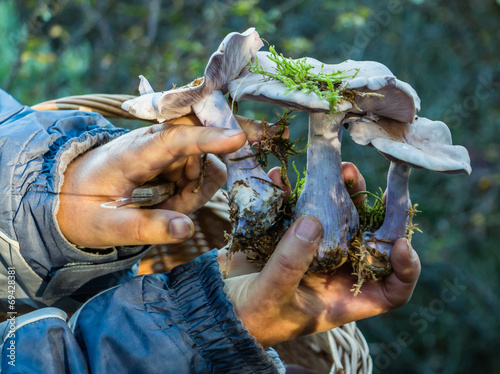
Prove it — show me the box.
[1,0,499,373]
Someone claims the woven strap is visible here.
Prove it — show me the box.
[32,94,147,120]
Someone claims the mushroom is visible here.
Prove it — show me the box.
[349,115,472,286]
[228,51,419,271]
[122,28,285,242]
[230,53,420,122]
[298,110,359,271]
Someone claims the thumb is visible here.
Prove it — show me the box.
[253,215,322,301]
[90,208,194,247]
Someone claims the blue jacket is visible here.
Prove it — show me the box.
[1,251,283,373]
[0,90,284,373]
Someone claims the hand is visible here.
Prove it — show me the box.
[221,164,421,348]
[218,162,367,277]
[57,115,275,248]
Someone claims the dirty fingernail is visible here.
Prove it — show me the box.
[295,217,322,242]
[170,218,193,239]
[223,129,245,137]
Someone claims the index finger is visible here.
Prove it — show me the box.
[116,124,246,183]
[154,124,247,159]
[235,115,290,144]
[342,162,366,207]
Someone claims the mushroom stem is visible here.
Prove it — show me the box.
[367,161,411,254]
[355,161,411,274]
[294,112,359,271]
[193,90,284,237]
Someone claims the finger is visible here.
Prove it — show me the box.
[342,162,366,206]
[167,114,290,142]
[235,115,265,144]
[389,238,421,284]
[159,154,227,214]
[254,215,322,302]
[267,167,292,201]
[158,157,188,182]
[383,238,421,308]
[93,208,194,247]
[164,113,201,126]
[184,155,202,181]
[306,238,420,329]
[164,114,291,142]
[155,124,246,160]
[121,125,246,183]
[235,115,290,144]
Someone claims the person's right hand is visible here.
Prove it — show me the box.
[224,216,420,348]
[221,163,421,348]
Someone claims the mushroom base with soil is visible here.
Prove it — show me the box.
[348,203,420,296]
[226,179,289,258]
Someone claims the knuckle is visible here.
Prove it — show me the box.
[390,296,410,309]
[129,216,149,244]
[383,284,413,310]
[157,126,183,156]
[258,298,279,316]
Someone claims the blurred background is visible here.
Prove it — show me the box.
[1,0,499,372]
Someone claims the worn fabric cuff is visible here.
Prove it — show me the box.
[166,250,285,373]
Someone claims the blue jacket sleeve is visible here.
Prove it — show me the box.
[1,250,285,374]
[0,90,148,312]
[1,309,89,374]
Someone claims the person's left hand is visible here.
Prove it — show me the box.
[57,115,275,249]
[220,164,421,348]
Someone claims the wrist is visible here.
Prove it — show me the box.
[168,250,283,372]
[224,273,306,348]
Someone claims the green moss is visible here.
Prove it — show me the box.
[352,188,386,233]
[231,110,314,185]
[249,45,359,111]
[287,162,306,206]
